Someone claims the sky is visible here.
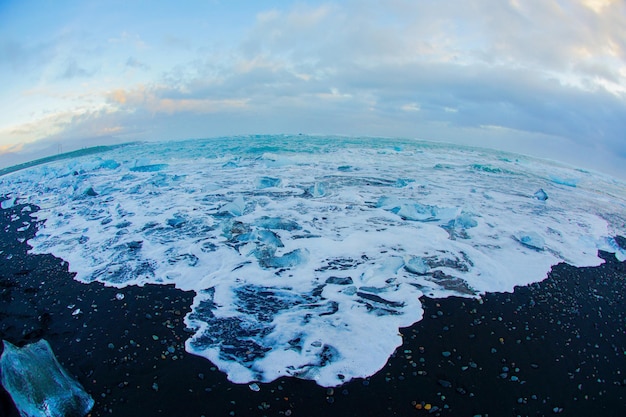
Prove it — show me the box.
[1,0,625,178]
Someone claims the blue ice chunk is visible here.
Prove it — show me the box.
[405,257,429,274]
[0,339,94,417]
[377,196,439,222]
[450,213,478,229]
[167,215,186,228]
[395,203,438,221]
[129,164,168,172]
[601,237,626,262]
[219,196,246,216]
[337,165,352,172]
[534,189,548,201]
[307,182,327,198]
[237,230,284,248]
[255,176,281,189]
[394,178,414,188]
[376,196,399,209]
[255,216,301,231]
[222,161,238,168]
[99,159,120,170]
[83,187,98,197]
[516,232,545,250]
[1,197,17,209]
[256,248,307,269]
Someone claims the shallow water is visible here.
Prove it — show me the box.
[1,135,625,387]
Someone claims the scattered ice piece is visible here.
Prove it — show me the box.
[220,196,246,216]
[405,257,429,275]
[83,187,98,197]
[115,293,125,300]
[449,213,478,230]
[249,382,261,392]
[255,176,281,189]
[516,232,545,250]
[1,197,16,209]
[254,216,301,231]
[72,308,82,316]
[0,339,94,417]
[99,159,120,170]
[130,159,168,172]
[534,189,548,201]
[308,182,327,197]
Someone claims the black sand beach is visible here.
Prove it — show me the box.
[2,199,625,417]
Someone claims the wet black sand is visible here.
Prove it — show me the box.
[1,199,626,417]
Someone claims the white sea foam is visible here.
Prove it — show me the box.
[1,135,625,387]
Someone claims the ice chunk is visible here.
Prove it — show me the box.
[0,339,94,417]
[129,163,168,172]
[405,256,429,274]
[219,196,246,216]
[255,176,281,189]
[534,189,548,201]
[394,178,414,187]
[376,196,455,223]
[515,232,545,250]
[82,187,98,197]
[254,216,301,231]
[256,248,307,269]
[99,159,120,170]
[308,182,327,198]
[1,197,16,209]
[236,230,284,248]
[449,213,478,229]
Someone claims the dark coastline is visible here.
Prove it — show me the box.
[1,200,625,417]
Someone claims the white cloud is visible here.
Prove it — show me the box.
[1,0,625,177]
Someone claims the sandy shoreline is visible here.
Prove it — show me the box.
[2,200,625,417]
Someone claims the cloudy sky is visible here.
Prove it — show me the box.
[1,0,625,177]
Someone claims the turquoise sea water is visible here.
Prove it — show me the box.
[1,135,625,387]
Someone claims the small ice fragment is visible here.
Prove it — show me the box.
[405,257,429,274]
[255,176,281,189]
[249,382,261,392]
[220,196,245,216]
[100,159,120,169]
[0,339,94,417]
[72,308,81,316]
[1,197,16,209]
[83,187,98,197]
[257,248,307,269]
[115,293,125,300]
[451,213,478,229]
[308,182,327,197]
[255,216,301,231]
[534,189,548,201]
[516,232,545,250]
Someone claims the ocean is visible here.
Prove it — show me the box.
[2,135,625,387]
[1,135,626,415]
